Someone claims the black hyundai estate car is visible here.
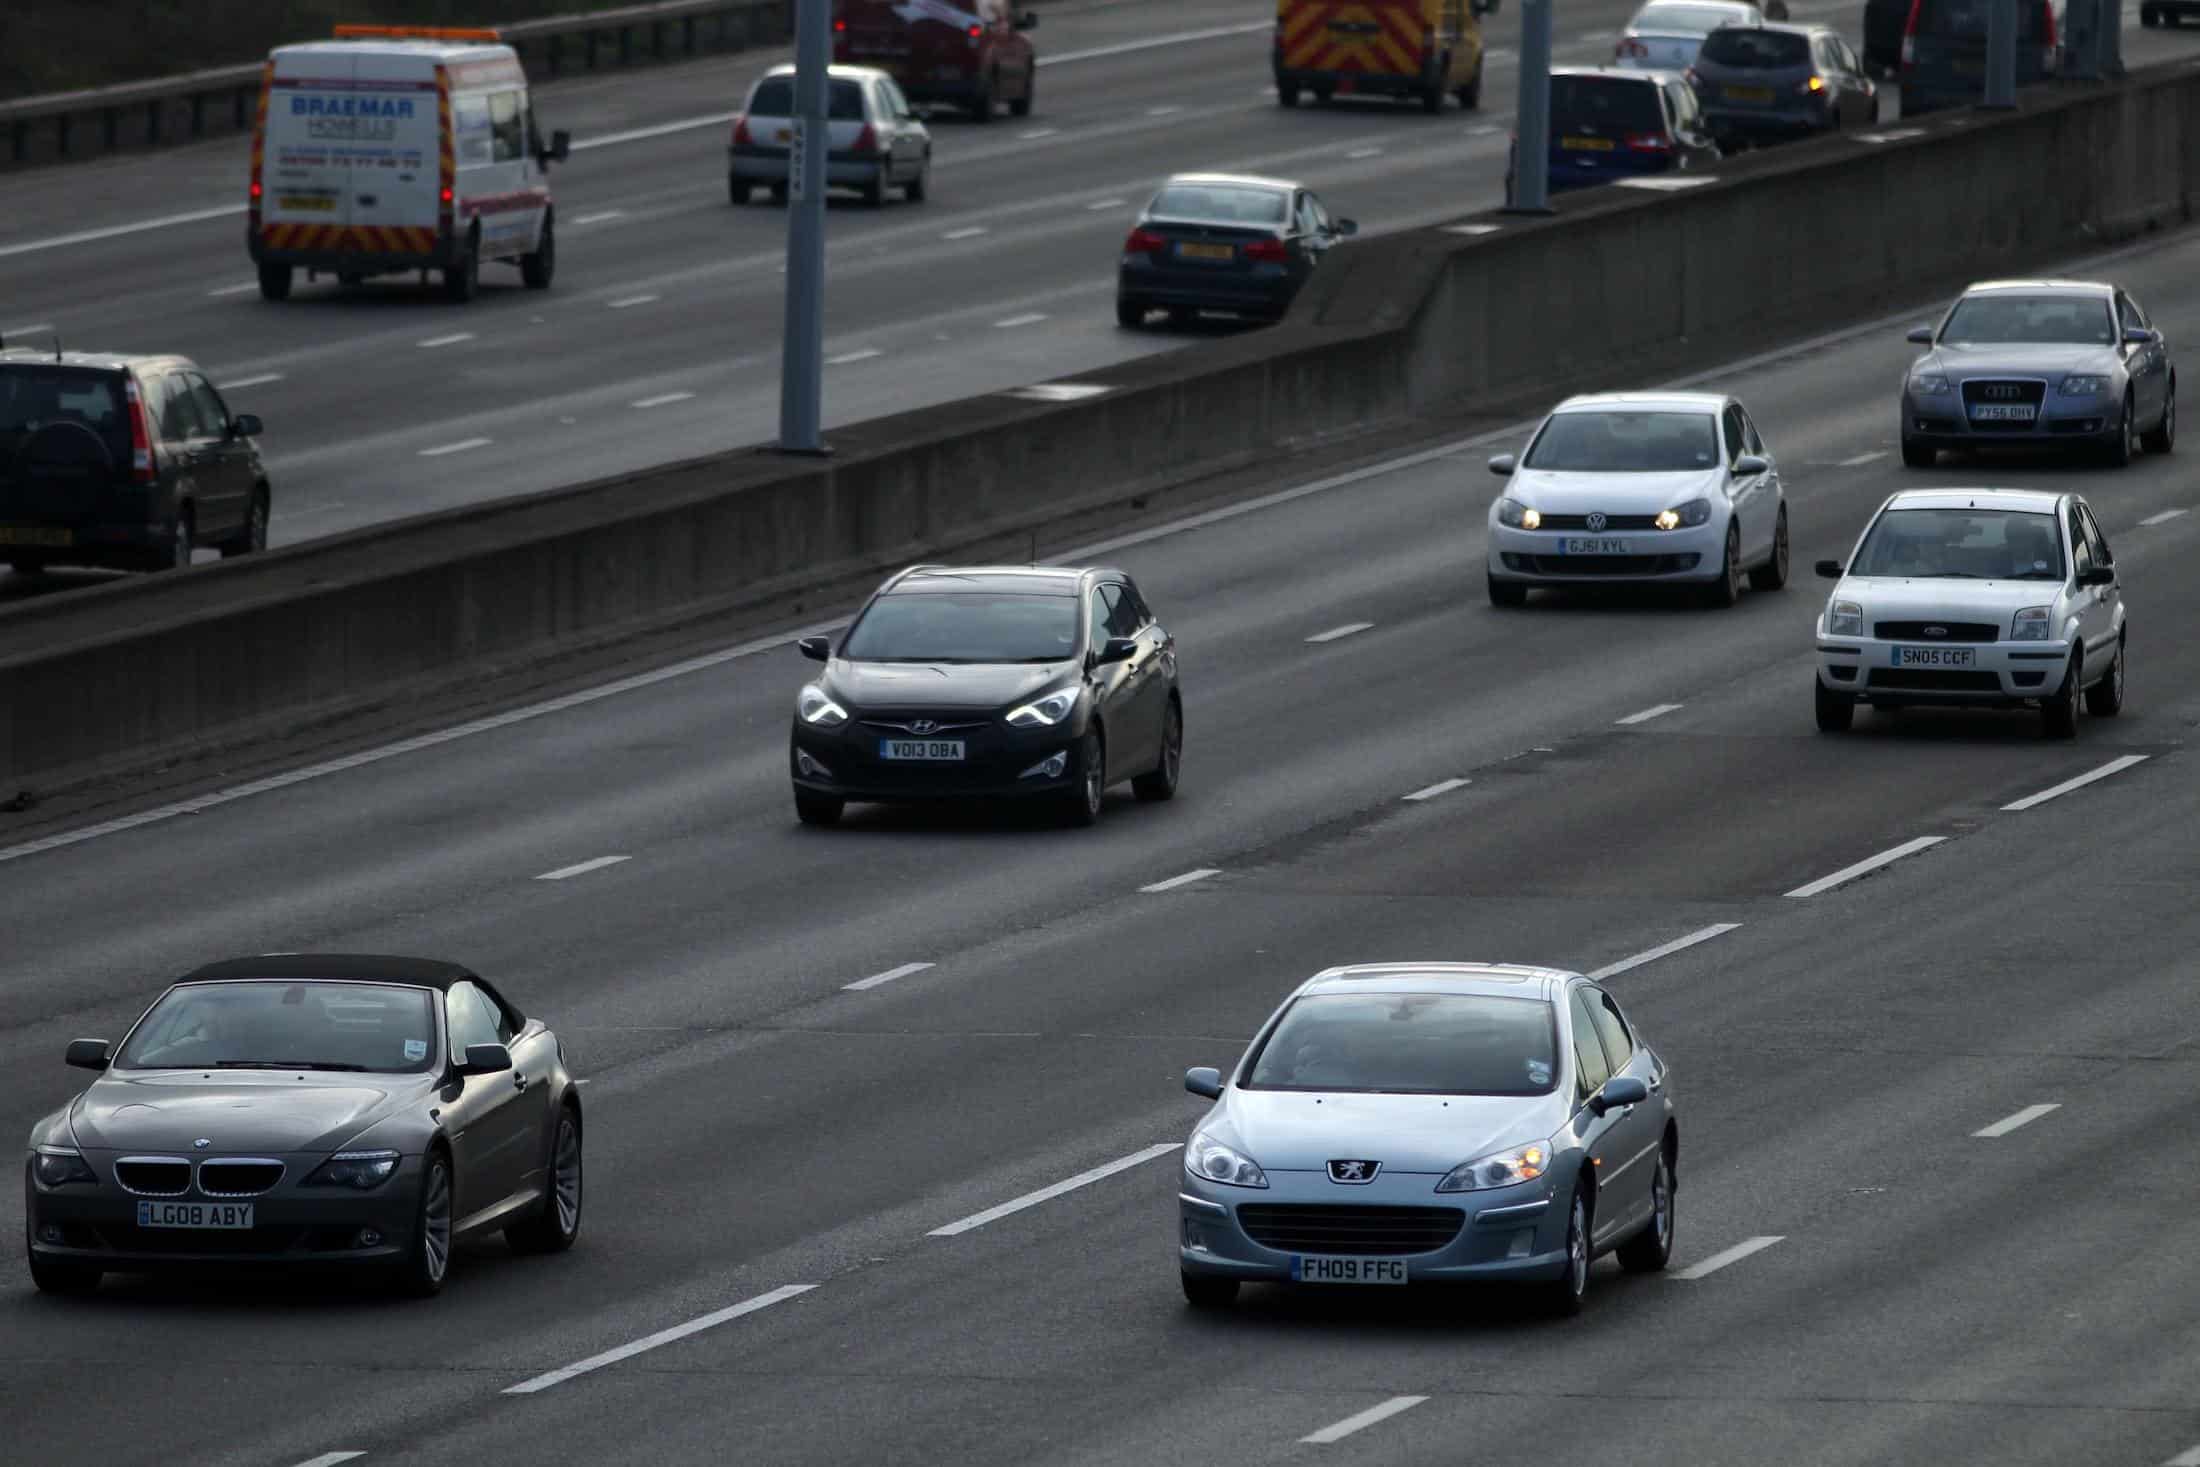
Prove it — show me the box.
[788,564,1184,826]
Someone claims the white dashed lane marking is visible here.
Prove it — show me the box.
[1784,836,1945,898]
[843,961,934,993]
[1301,1397,1429,1445]
[943,226,988,239]
[416,332,474,348]
[1305,621,1373,643]
[1588,923,1742,981]
[289,1454,367,1467]
[995,312,1049,328]
[502,1284,818,1395]
[571,209,627,225]
[207,282,262,297]
[1974,1103,2060,1138]
[1673,1235,1784,1280]
[1346,146,1384,159]
[608,294,659,309]
[1140,868,1219,893]
[1085,197,1127,210]
[1614,703,1681,725]
[418,437,491,458]
[1838,450,1888,467]
[1402,777,1470,802]
[217,373,284,391]
[2140,507,2188,526]
[928,1143,1179,1237]
[535,855,630,881]
[631,391,696,409]
[2001,754,2148,812]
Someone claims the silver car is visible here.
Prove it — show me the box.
[1178,964,1677,1316]
[1613,0,1764,68]
[727,63,932,207]
[1900,279,2176,469]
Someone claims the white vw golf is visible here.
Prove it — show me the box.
[1813,487,2127,738]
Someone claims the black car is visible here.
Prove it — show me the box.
[1116,173,1355,328]
[24,955,582,1298]
[789,564,1183,826]
[1896,0,2062,115]
[1509,68,1723,198]
[0,347,270,576]
[1689,24,1876,147]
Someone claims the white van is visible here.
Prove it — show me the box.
[248,25,571,304]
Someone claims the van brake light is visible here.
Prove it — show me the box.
[123,378,156,485]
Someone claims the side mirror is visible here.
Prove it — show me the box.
[457,1042,512,1077]
[1487,453,1517,477]
[2078,564,2115,586]
[1814,559,1844,579]
[1473,0,1499,13]
[1336,217,1358,237]
[1905,326,1935,345]
[549,129,572,162]
[1016,10,1039,28]
[2123,326,2157,346]
[1589,1074,1649,1115]
[1184,1066,1224,1100]
[1092,636,1137,667]
[1732,453,1769,476]
[797,634,831,662]
[64,1038,110,1071]
[231,413,263,438]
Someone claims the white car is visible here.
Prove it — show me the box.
[1485,391,1789,607]
[728,62,932,207]
[1614,0,1764,69]
[1813,487,2127,738]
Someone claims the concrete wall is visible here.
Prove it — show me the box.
[5,64,2197,790]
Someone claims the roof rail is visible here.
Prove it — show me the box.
[332,24,504,42]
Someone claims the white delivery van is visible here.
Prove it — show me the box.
[248,24,571,303]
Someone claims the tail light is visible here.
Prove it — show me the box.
[1625,132,1673,153]
[1242,237,1289,263]
[440,185,454,205]
[852,123,878,155]
[1616,37,1648,59]
[833,18,845,30]
[967,22,983,42]
[1798,74,1826,94]
[2039,0,2057,70]
[249,180,262,200]
[1124,227,1166,255]
[1899,0,1923,68]
[733,115,752,146]
[123,378,156,484]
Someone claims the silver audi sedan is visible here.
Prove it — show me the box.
[1177,963,1677,1316]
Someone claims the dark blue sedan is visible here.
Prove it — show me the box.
[1509,67,1722,197]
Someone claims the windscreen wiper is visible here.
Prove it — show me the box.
[213,1059,372,1071]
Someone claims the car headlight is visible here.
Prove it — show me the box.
[302,1149,401,1190]
[1909,372,1950,396]
[796,683,848,728]
[1435,1140,1549,1193]
[1496,498,1541,530]
[1005,688,1077,728]
[2058,374,2107,396]
[33,1146,97,1187]
[1655,498,1713,531]
[2012,605,2052,641]
[1185,1133,1268,1189]
[1826,599,1863,637]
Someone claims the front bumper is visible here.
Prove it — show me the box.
[790,721,1082,804]
[1178,1167,1573,1284]
[1901,388,2115,447]
[1487,520,1722,583]
[1816,634,2073,705]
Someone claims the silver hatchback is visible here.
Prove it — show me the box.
[1178,963,1677,1316]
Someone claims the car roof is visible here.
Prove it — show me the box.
[1297,963,1578,1000]
[1551,65,1681,82]
[1159,172,1299,193]
[761,62,894,82]
[1882,487,2067,514]
[1553,391,1726,413]
[1962,279,2114,297]
[176,954,481,990]
[885,564,1103,597]
[1634,0,1758,14]
[0,349,187,372]
[1712,20,1831,37]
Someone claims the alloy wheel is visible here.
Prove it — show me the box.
[421,1159,452,1283]
[552,1117,583,1235]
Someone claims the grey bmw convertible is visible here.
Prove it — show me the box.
[24,955,582,1297]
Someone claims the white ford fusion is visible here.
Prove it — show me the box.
[1813,487,2127,738]
[1485,392,1789,607]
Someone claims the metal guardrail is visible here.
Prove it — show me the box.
[0,0,792,171]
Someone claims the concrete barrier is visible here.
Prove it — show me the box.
[4,64,2197,791]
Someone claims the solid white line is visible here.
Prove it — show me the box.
[995,312,1049,328]
[1588,923,1742,981]
[1783,836,1945,898]
[1043,21,1272,65]
[943,226,989,240]
[631,391,696,409]
[1614,702,1681,725]
[2140,507,2188,526]
[1301,1397,1429,1445]
[1085,197,1127,211]
[1346,146,1384,159]
[1305,621,1373,643]
[1141,868,1219,893]
[207,282,262,297]
[1402,777,1470,802]
[827,348,884,365]
[289,1455,367,1467]
[417,332,474,348]
[2001,754,2149,812]
[608,294,660,309]
[572,112,737,150]
[927,1143,1179,1237]
[571,209,627,225]
[0,204,245,260]
[217,373,285,391]
[843,961,934,993]
[1838,450,1889,467]
[535,855,630,881]
[1974,1103,2060,1139]
[2163,1445,2200,1467]
[418,437,491,458]
[1673,1235,1784,1280]
[502,1283,816,1394]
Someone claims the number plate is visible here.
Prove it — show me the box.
[1178,242,1235,260]
[1559,537,1630,555]
[1894,645,1976,669]
[880,739,964,761]
[1561,136,1614,151]
[1969,404,2035,422]
[137,1200,253,1230]
[0,527,71,547]
[1723,85,1774,103]
[1292,1255,1407,1285]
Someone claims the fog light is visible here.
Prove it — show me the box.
[1020,751,1067,780]
[37,1223,63,1244]
[795,750,832,779]
[1182,1220,1210,1253]
[355,1227,383,1248]
[1506,1229,1534,1259]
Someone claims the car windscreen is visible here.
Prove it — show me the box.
[1243,992,1560,1095]
[1522,410,1720,471]
[1916,0,2044,37]
[1698,27,1810,65]
[1549,76,1665,133]
[1938,294,2115,345]
[746,77,868,119]
[0,366,128,463]
[1633,2,1746,33]
[839,590,1081,663]
[114,981,439,1073]
[1146,183,1287,224]
[1849,507,2066,580]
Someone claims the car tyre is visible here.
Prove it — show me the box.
[971,73,996,123]
[1457,54,1484,109]
[1900,437,1935,468]
[2042,652,2081,739]
[2142,3,2159,23]
[1488,574,1528,607]
[2142,379,2175,453]
[1010,66,1034,118]
[1133,699,1183,801]
[1541,1186,1591,1317]
[729,175,752,205]
[506,1105,583,1255]
[257,263,293,301]
[521,210,556,289]
[1814,676,1855,732]
[770,181,789,205]
[861,168,886,208]
[158,507,195,572]
[219,487,270,559]
[1748,506,1790,591]
[395,1150,453,1298]
[442,229,481,304]
[27,1248,101,1295]
[1278,82,1302,107]
[1616,1149,1675,1273]
[1181,1270,1239,1308]
[1420,75,1445,113]
[1116,297,1146,329]
[1060,730,1104,827]
[904,159,928,202]
[7,557,45,578]
[1703,524,1743,607]
[2104,391,2137,467]
[2085,633,2125,717]
[794,787,844,826]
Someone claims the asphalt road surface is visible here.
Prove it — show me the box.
[3,206,2199,1465]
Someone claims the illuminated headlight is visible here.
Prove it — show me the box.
[303,1149,401,1190]
[1826,599,1863,637]
[1909,373,1950,396]
[1655,498,1712,531]
[1435,1141,1549,1193]
[2011,605,2052,641]
[796,684,848,728]
[1496,498,1541,530]
[1005,688,1077,728]
[1185,1133,1268,1189]
[33,1146,97,1187]
[2058,374,2108,397]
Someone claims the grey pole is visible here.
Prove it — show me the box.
[777,0,830,455]
[1505,0,1554,213]
[1983,0,2018,108]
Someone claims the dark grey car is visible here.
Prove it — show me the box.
[1116,173,1356,328]
[1690,24,1876,147]
[1899,280,2176,468]
[24,955,582,1298]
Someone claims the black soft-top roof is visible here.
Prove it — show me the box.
[177,954,480,990]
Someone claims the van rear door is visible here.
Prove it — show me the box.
[341,53,441,255]
[264,50,358,243]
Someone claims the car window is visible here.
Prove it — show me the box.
[1588,989,1636,1069]
[1147,183,1288,224]
[880,77,913,118]
[185,373,231,438]
[1087,588,1112,650]
[1634,2,1752,31]
[1117,577,1155,629]
[841,590,1080,662]
[1721,405,1746,462]
[1842,38,1865,72]
[1309,193,1334,232]
[1102,584,1142,639]
[1525,410,1721,471]
[1700,27,1810,66]
[114,980,438,1073]
[1739,406,1764,455]
[1549,75,1665,133]
[2067,507,2094,577]
[1940,293,2115,346]
[488,90,525,163]
[159,373,209,442]
[446,981,505,1055]
[2077,502,2113,566]
[1852,506,2064,580]
[1241,991,1560,1096]
[1570,989,1613,1099]
[2122,292,2151,328]
[1916,0,2046,38]
[0,366,129,460]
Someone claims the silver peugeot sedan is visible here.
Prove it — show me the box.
[1177,963,1676,1316]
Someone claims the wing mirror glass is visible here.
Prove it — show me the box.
[457,1043,512,1077]
[797,635,831,662]
[65,1038,110,1071]
[230,413,263,438]
[2078,564,2115,586]
[1092,636,1137,667]
[2123,326,2157,345]
[1732,453,1769,475]
[1473,0,1500,13]
[1016,10,1039,28]
[1906,326,1934,344]
[1590,1075,1649,1115]
[1336,217,1358,236]
[1487,453,1517,477]
[1814,559,1844,579]
[548,129,572,162]
[1184,1066,1223,1099]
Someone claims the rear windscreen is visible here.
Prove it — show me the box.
[0,366,128,464]
[1147,183,1288,224]
[1916,0,2044,37]
[1699,28,1811,65]
[746,77,869,120]
[1551,76,1665,132]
